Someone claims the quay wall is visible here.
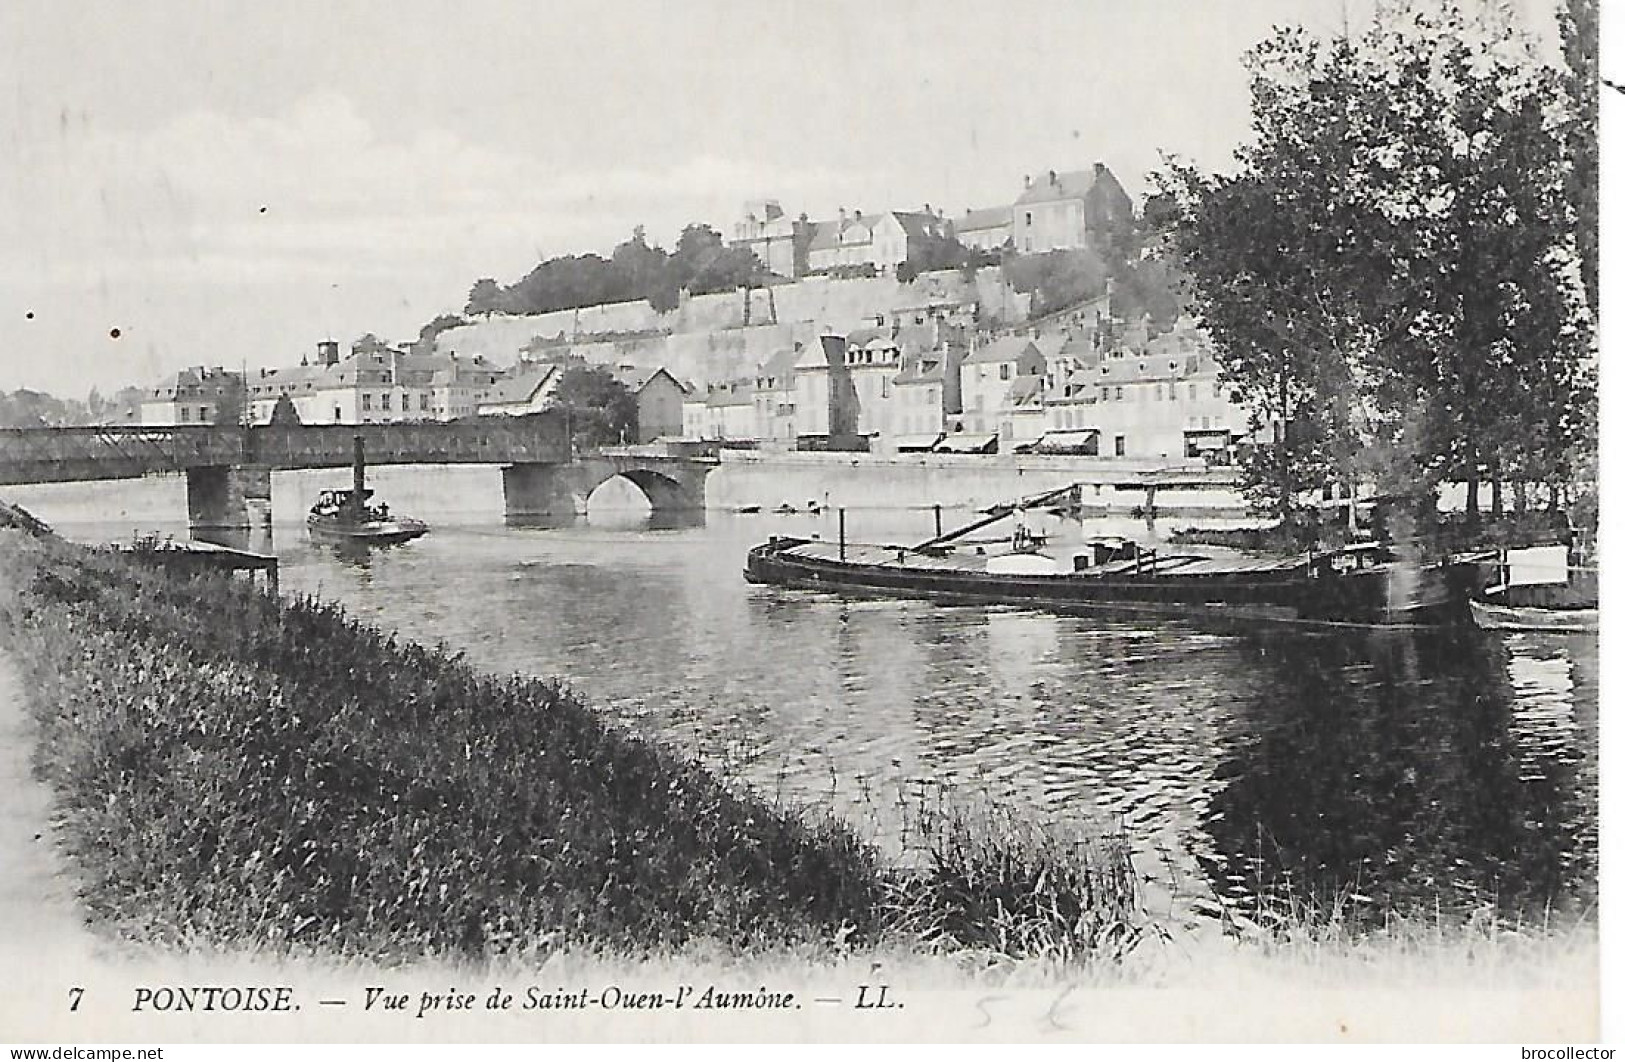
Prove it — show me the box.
[706,450,1252,518]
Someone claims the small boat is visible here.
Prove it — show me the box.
[1466,543,1597,633]
[307,436,429,547]
[743,484,1474,628]
[1469,597,1597,634]
[735,505,763,515]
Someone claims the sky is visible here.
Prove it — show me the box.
[0,0,1575,397]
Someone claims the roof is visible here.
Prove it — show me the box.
[957,206,1012,233]
[963,335,1040,366]
[611,364,677,392]
[480,365,556,405]
[891,210,949,242]
[893,363,943,386]
[807,212,876,252]
[756,347,802,387]
[1006,376,1045,405]
[1015,167,1110,206]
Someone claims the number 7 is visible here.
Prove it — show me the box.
[68,987,84,1012]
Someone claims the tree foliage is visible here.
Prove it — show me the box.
[546,366,638,449]
[1157,2,1594,520]
[461,223,765,320]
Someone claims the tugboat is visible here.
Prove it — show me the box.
[307,436,429,547]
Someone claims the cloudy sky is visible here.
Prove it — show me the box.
[0,0,1574,397]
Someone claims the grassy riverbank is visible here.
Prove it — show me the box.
[0,529,1141,966]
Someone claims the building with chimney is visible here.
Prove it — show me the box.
[141,367,245,426]
[1011,164,1134,254]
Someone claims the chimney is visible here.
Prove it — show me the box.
[1048,169,1057,185]
[1094,161,1106,175]
[924,202,932,215]
[1024,174,1032,190]
[317,340,339,366]
[838,206,847,224]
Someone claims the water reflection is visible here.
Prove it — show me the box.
[1201,626,1597,927]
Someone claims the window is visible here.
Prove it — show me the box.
[999,364,1011,380]
[180,406,190,422]
[420,394,430,411]
[1190,384,1198,401]
[334,406,342,420]
[362,393,373,411]
[381,393,392,411]
[1114,435,1126,457]
[1114,386,1123,401]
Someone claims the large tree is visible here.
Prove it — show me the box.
[1158,2,1593,523]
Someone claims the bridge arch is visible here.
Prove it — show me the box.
[501,454,714,523]
[595,468,693,513]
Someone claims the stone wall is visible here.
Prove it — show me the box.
[435,269,1032,385]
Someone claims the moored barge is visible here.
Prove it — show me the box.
[743,487,1473,628]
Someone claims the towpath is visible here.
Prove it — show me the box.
[0,649,102,1031]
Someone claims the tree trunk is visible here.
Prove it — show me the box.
[1491,476,1503,519]
[1513,479,1528,514]
[1464,473,1480,518]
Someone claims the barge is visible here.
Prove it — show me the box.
[743,486,1474,628]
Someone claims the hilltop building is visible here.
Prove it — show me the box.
[953,206,1013,251]
[1011,164,1134,254]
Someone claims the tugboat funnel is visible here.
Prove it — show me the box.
[352,435,366,503]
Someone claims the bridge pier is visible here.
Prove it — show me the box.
[187,464,272,533]
[502,463,582,523]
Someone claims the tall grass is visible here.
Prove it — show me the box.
[0,530,1142,967]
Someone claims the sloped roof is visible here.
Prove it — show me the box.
[807,213,877,251]
[1016,168,1107,206]
[958,206,1012,232]
[893,363,944,386]
[612,364,666,392]
[1006,376,1045,405]
[964,335,1040,365]
[891,210,948,242]
[756,347,802,388]
[481,365,556,405]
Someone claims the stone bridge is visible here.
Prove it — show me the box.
[502,446,718,522]
[0,418,719,530]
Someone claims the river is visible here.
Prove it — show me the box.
[4,466,1599,940]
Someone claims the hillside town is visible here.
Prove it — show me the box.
[94,162,1247,464]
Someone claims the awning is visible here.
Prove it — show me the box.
[933,432,999,454]
[892,433,944,453]
[1029,429,1100,455]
